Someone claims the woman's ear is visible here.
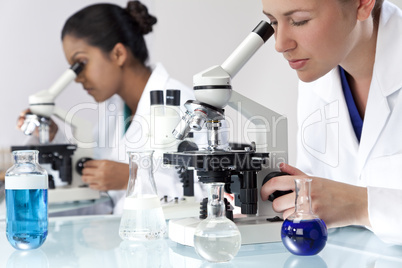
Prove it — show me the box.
[111,43,128,67]
[357,0,376,21]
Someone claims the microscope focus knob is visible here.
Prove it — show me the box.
[262,171,293,202]
[75,157,93,175]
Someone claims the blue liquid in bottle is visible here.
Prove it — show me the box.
[6,189,48,250]
[281,218,327,256]
[5,150,48,251]
[280,178,328,256]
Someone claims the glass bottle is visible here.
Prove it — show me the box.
[119,150,166,241]
[281,178,328,256]
[193,182,241,263]
[5,150,48,250]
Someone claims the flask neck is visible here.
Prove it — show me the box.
[13,150,39,164]
[294,178,314,215]
[126,150,158,197]
[207,183,226,218]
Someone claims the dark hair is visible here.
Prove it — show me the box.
[372,0,384,23]
[61,1,157,65]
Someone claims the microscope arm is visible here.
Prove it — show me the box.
[53,106,95,149]
[228,91,288,154]
[28,62,84,117]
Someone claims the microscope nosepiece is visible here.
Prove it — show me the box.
[172,112,193,140]
[20,114,40,135]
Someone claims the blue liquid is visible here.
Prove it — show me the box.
[6,189,48,250]
[281,218,327,256]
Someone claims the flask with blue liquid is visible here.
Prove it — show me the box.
[281,178,327,256]
[5,150,48,250]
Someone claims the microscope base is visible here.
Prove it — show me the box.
[48,187,100,204]
[169,215,282,246]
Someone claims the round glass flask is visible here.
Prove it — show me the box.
[119,150,166,241]
[193,182,241,263]
[281,178,327,256]
[5,150,48,250]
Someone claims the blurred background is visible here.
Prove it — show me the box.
[1,0,401,173]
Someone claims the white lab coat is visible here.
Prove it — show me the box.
[296,1,402,244]
[94,63,206,214]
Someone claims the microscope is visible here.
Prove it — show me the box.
[13,62,100,203]
[163,21,289,246]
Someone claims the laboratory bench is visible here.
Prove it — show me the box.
[1,201,402,268]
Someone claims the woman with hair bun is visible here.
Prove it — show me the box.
[18,1,204,214]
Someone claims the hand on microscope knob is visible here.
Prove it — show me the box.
[261,163,371,229]
[81,159,129,191]
[16,108,58,141]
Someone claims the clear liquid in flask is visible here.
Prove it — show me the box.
[194,225,241,262]
[119,195,166,241]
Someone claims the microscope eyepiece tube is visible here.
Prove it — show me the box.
[47,63,84,97]
[166,89,181,106]
[70,62,85,75]
[150,90,164,105]
[221,20,274,79]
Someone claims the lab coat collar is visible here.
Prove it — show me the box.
[136,63,170,111]
[358,1,401,170]
[146,63,170,92]
[373,1,402,97]
[312,1,402,102]
[309,1,402,171]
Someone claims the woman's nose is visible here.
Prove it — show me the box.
[274,26,296,53]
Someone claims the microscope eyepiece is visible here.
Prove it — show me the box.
[252,21,275,42]
[70,62,85,75]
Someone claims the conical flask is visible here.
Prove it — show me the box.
[281,178,328,255]
[193,182,241,262]
[119,150,166,241]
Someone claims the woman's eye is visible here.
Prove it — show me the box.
[77,59,88,65]
[269,20,278,26]
[291,20,309,26]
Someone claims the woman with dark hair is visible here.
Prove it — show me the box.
[261,0,402,244]
[18,1,205,214]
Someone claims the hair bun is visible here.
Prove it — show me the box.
[126,1,157,35]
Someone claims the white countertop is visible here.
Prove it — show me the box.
[1,213,402,268]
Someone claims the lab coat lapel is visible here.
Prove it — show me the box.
[358,77,390,171]
[358,3,402,170]
[312,68,359,150]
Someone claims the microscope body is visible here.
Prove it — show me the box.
[164,90,288,245]
[16,62,100,203]
[164,21,288,245]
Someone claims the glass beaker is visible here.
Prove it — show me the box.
[5,150,48,250]
[119,150,166,241]
[193,182,241,263]
[281,178,328,256]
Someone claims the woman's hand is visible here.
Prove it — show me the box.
[81,160,129,191]
[16,108,58,142]
[260,163,371,229]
